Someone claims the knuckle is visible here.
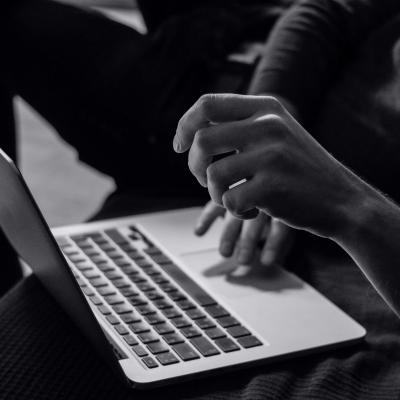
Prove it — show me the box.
[193,128,209,151]
[198,93,216,115]
[262,95,283,113]
[206,163,220,185]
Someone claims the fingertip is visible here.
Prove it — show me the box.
[261,249,275,266]
[219,241,233,257]
[238,248,252,265]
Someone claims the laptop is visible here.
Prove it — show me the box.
[0,149,365,388]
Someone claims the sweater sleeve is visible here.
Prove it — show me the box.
[249,0,400,125]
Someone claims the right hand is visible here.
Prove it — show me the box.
[195,200,294,266]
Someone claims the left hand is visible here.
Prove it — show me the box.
[195,200,293,266]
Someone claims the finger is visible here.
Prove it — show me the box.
[187,120,249,187]
[174,94,282,153]
[195,201,225,236]
[261,219,293,266]
[237,213,269,265]
[219,213,243,257]
[206,152,255,206]
[222,177,261,220]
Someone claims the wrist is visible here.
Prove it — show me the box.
[332,180,395,249]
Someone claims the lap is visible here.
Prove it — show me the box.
[1,239,400,399]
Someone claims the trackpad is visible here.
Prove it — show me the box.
[179,250,304,302]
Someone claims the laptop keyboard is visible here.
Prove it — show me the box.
[56,226,262,369]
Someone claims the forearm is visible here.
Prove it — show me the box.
[334,184,400,318]
[249,0,400,125]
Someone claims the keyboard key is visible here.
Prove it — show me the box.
[123,334,138,346]
[82,270,101,279]
[163,332,184,345]
[121,265,140,275]
[113,304,133,314]
[153,322,174,335]
[237,335,262,348]
[89,277,108,287]
[215,338,240,353]
[68,255,86,264]
[190,337,220,357]
[114,260,131,268]
[176,300,196,311]
[143,267,160,276]
[205,327,226,340]
[90,295,103,306]
[119,287,139,297]
[226,326,251,338]
[158,262,216,306]
[134,259,153,269]
[144,314,166,325]
[106,251,124,260]
[97,263,115,273]
[142,356,158,369]
[98,305,111,315]
[97,286,117,296]
[144,247,161,256]
[98,243,115,252]
[129,276,147,285]
[204,305,229,318]
[147,341,169,354]
[217,316,240,328]
[104,295,125,305]
[56,236,70,247]
[120,312,141,324]
[105,229,128,244]
[149,254,171,265]
[113,279,131,289]
[168,291,186,302]
[172,343,200,361]
[146,291,164,301]
[82,287,95,296]
[159,283,177,293]
[104,271,123,280]
[89,255,108,264]
[136,282,155,292]
[129,322,150,334]
[153,299,172,310]
[136,305,157,316]
[75,263,93,272]
[181,326,201,338]
[137,332,159,344]
[186,308,206,320]
[114,324,129,335]
[171,317,191,329]
[156,352,179,366]
[128,297,148,307]
[151,275,169,285]
[162,308,182,319]
[132,344,148,357]
[106,315,120,325]
[195,318,216,330]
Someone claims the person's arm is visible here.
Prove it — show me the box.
[249,0,400,125]
[174,93,400,318]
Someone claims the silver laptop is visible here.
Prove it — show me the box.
[0,149,365,389]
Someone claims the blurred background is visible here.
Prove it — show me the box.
[17,0,144,227]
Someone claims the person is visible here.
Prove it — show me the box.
[191,0,400,270]
[173,93,400,319]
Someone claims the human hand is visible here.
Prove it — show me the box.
[174,94,365,240]
[195,200,294,266]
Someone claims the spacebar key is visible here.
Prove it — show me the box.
[161,262,216,306]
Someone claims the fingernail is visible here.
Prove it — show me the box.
[220,241,231,257]
[261,250,274,266]
[238,249,251,264]
[173,136,181,152]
